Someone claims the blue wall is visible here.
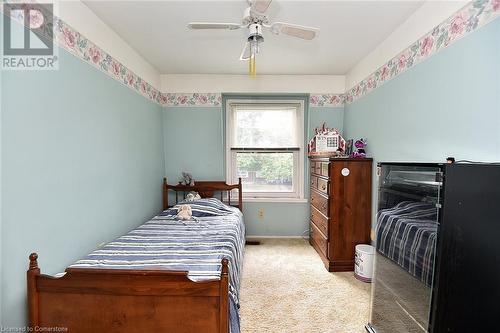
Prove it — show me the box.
[3,10,497,328]
[0,51,3,326]
[344,19,500,228]
[163,107,225,180]
[162,103,344,237]
[309,107,344,139]
[1,48,165,325]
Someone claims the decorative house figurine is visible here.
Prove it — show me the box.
[350,138,367,158]
[308,123,346,156]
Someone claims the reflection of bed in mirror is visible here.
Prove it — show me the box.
[367,163,442,333]
[368,162,500,333]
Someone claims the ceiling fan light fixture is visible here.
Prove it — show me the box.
[248,36,260,77]
[249,54,256,77]
[247,23,264,43]
[187,0,320,77]
[247,24,263,76]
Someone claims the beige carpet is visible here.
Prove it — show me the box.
[239,238,370,333]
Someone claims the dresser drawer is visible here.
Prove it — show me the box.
[317,177,329,195]
[310,175,329,195]
[315,163,322,175]
[310,161,316,173]
[311,161,329,176]
[320,162,330,177]
[310,175,318,189]
[311,190,329,217]
[311,222,328,257]
[311,205,328,237]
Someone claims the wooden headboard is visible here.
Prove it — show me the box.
[163,178,243,211]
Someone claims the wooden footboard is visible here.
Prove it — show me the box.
[27,253,230,333]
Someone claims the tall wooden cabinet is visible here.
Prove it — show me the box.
[309,157,372,272]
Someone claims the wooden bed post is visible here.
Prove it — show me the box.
[238,177,242,211]
[219,259,229,333]
[27,253,40,329]
[163,177,168,210]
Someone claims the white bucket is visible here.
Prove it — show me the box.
[354,244,374,283]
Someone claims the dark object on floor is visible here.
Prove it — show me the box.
[431,163,500,332]
[369,162,441,333]
[367,162,500,333]
[245,240,261,245]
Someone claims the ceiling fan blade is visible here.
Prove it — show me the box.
[269,22,320,40]
[250,0,272,14]
[239,42,251,61]
[187,22,241,30]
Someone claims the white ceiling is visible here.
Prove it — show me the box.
[83,1,424,75]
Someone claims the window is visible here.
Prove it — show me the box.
[327,137,338,148]
[226,100,304,200]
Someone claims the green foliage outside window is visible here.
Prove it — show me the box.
[237,153,293,182]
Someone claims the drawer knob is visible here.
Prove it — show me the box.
[341,168,350,177]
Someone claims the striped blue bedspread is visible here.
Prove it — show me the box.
[376,201,438,286]
[70,198,245,333]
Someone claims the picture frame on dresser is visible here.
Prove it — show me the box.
[308,157,372,272]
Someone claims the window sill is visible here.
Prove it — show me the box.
[242,197,308,203]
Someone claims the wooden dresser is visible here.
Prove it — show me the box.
[309,157,372,272]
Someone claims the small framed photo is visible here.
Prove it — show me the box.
[345,139,353,156]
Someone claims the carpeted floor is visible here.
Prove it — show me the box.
[239,238,371,333]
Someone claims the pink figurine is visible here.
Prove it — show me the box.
[351,139,367,158]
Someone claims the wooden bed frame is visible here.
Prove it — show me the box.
[163,177,242,210]
[27,178,243,333]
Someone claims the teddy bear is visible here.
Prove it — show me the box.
[185,191,201,202]
[176,204,193,220]
[181,172,195,186]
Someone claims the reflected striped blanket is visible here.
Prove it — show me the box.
[70,198,245,333]
[376,201,438,286]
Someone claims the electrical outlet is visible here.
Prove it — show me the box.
[258,209,264,219]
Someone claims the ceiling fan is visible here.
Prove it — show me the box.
[187,0,320,76]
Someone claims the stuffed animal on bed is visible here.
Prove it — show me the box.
[185,191,201,202]
[181,172,195,186]
[176,204,193,220]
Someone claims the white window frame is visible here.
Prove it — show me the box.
[225,99,305,201]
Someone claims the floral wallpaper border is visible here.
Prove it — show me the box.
[162,93,345,107]
[163,93,222,107]
[4,6,342,108]
[345,0,500,104]
[162,1,500,107]
[309,94,345,107]
[3,0,499,107]
[2,2,165,105]
[55,17,166,105]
